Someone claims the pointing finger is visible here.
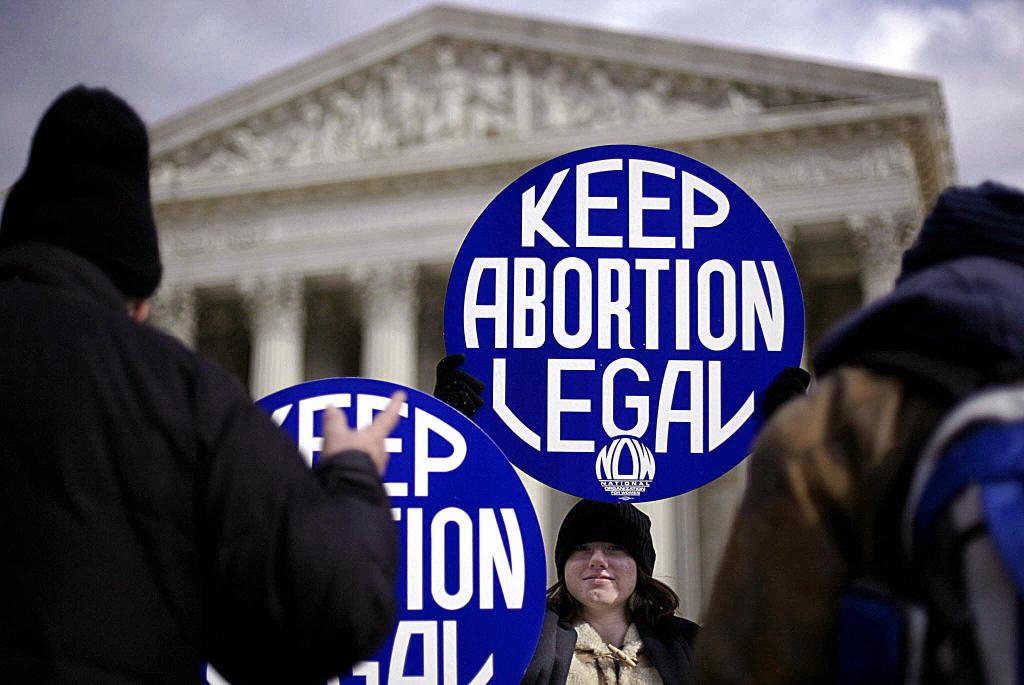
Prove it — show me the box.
[370,390,405,438]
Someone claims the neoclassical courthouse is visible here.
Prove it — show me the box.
[146,6,954,617]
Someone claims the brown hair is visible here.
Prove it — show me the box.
[546,568,680,625]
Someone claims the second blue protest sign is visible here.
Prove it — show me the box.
[256,378,546,685]
[444,144,804,502]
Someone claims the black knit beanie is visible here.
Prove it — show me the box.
[554,500,655,577]
[900,181,1024,282]
[0,85,162,298]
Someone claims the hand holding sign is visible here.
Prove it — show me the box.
[257,379,546,684]
[322,390,406,476]
[433,354,486,418]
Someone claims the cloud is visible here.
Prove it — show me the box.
[2,0,1021,190]
[902,0,1024,185]
[585,0,1024,187]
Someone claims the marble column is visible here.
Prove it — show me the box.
[357,264,419,387]
[514,468,554,580]
[632,497,669,590]
[849,211,919,304]
[150,284,196,347]
[674,491,703,618]
[243,273,305,399]
[546,489,580,581]
[774,220,808,369]
[634,492,700,617]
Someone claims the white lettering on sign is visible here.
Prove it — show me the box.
[601,358,649,438]
[513,258,545,349]
[464,258,508,349]
[460,159,779,455]
[547,359,595,453]
[462,257,784,353]
[478,509,525,611]
[349,621,494,685]
[404,506,525,612]
[272,395,527,610]
[432,508,474,611]
[519,158,729,250]
[552,258,592,349]
[454,151,799,491]
[273,393,412,465]
[742,260,784,351]
[270,393,529,685]
[681,170,730,249]
[274,396,465,499]
[414,409,465,497]
[635,258,670,350]
[697,259,736,352]
[576,159,623,248]
[490,358,754,454]
[492,358,542,450]
[597,259,632,350]
[521,169,570,248]
[628,159,676,250]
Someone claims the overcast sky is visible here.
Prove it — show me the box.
[1,0,1021,192]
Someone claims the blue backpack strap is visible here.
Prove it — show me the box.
[838,385,1024,685]
[838,580,927,685]
[900,384,1024,685]
[908,418,1024,596]
[904,383,1024,573]
[983,477,1024,597]
[913,425,1024,542]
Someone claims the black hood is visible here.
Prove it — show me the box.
[815,256,1024,402]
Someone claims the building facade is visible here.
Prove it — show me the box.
[147,5,954,618]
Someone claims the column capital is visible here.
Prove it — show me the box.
[240,272,305,327]
[241,272,306,399]
[847,210,920,260]
[357,263,420,387]
[847,210,920,303]
[352,262,418,302]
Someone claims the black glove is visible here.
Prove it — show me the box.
[433,354,486,418]
[760,366,811,421]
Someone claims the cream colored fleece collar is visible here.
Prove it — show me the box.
[567,623,662,685]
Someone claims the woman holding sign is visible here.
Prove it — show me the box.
[435,357,699,683]
[521,500,699,685]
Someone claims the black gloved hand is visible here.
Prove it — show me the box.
[760,366,811,421]
[433,353,486,418]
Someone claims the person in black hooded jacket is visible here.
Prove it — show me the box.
[0,86,402,684]
[693,181,1024,685]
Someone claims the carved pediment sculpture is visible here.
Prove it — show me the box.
[150,40,828,187]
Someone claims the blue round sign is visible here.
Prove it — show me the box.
[255,378,546,685]
[444,145,803,502]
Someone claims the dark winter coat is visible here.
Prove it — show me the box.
[0,243,397,684]
[693,256,1024,684]
[522,609,699,685]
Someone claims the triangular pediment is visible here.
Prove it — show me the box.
[149,5,942,189]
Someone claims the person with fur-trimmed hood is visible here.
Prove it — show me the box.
[693,181,1024,684]
[0,86,402,684]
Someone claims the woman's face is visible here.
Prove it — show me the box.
[564,541,638,616]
